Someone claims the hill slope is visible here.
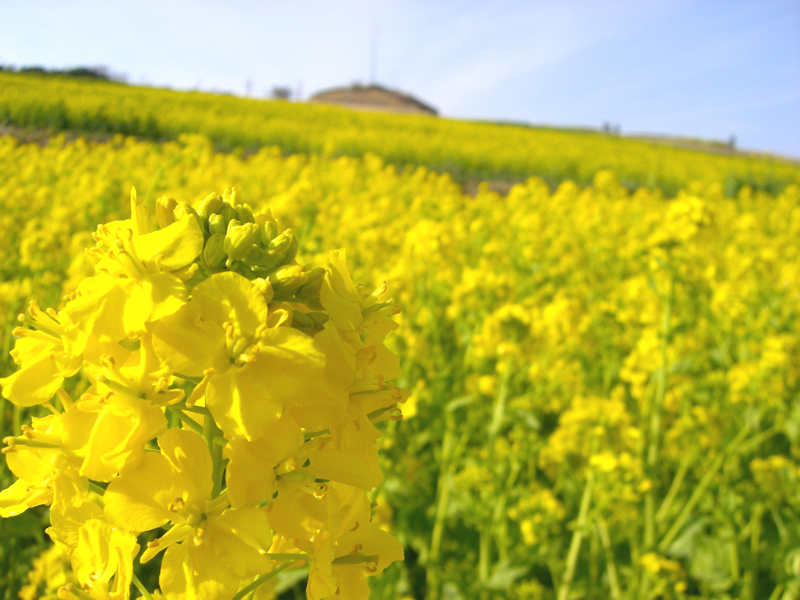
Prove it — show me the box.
[1,72,798,195]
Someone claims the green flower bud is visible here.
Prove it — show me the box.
[295,267,326,303]
[203,233,227,267]
[269,264,309,296]
[224,222,258,261]
[196,193,224,220]
[235,204,255,224]
[307,312,329,328]
[219,203,235,225]
[257,229,296,270]
[156,196,177,229]
[208,213,226,235]
[262,221,278,245]
[242,245,264,266]
[290,310,329,336]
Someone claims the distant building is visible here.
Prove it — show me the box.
[309,84,438,116]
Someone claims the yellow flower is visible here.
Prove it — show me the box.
[104,429,273,597]
[60,189,202,351]
[0,303,81,407]
[152,271,348,440]
[70,519,139,600]
[304,483,404,600]
[0,413,87,517]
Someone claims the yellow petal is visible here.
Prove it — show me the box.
[158,429,213,509]
[207,507,272,578]
[0,340,66,406]
[104,453,182,532]
[330,565,370,600]
[62,275,128,345]
[72,519,121,586]
[152,304,228,378]
[160,542,239,600]
[132,215,204,272]
[192,271,267,335]
[47,501,104,553]
[320,250,362,331]
[224,417,302,509]
[284,322,351,432]
[0,479,50,517]
[207,327,326,440]
[305,414,383,490]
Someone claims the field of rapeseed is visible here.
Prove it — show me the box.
[0,95,799,599]
[1,71,799,196]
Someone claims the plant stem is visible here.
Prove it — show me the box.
[266,553,310,562]
[203,413,225,498]
[479,525,491,600]
[88,481,106,496]
[232,561,295,600]
[744,504,763,600]
[427,419,455,600]
[132,572,154,600]
[659,424,750,552]
[558,469,594,600]
[645,274,673,550]
[166,405,204,436]
[596,518,620,600]
[655,450,693,523]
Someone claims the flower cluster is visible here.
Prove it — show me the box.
[0,188,406,600]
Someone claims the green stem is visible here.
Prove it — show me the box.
[266,553,310,562]
[88,481,106,496]
[645,274,673,550]
[596,518,620,600]
[166,405,204,436]
[183,405,211,416]
[655,450,694,523]
[132,572,154,600]
[558,469,594,600]
[427,425,455,600]
[479,526,491,599]
[203,414,225,498]
[745,505,763,600]
[659,425,750,552]
[232,561,295,600]
[13,403,21,436]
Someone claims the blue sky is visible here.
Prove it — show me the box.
[2,1,798,157]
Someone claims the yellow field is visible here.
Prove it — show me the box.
[0,130,798,600]
[1,71,799,196]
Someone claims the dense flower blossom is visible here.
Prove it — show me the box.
[0,189,406,599]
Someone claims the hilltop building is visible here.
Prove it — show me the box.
[309,84,438,116]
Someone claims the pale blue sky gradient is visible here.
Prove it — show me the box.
[2,1,798,157]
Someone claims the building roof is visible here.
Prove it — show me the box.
[309,84,438,116]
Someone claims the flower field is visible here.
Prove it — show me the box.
[1,71,799,195]
[0,89,799,600]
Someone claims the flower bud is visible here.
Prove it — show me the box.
[156,196,177,229]
[255,229,292,270]
[203,233,227,268]
[224,222,258,261]
[196,193,224,220]
[208,213,226,235]
[219,203,236,225]
[260,220,278,246]
[235,204,256,224]
[269,264,309,295]
[295,267,326,303]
